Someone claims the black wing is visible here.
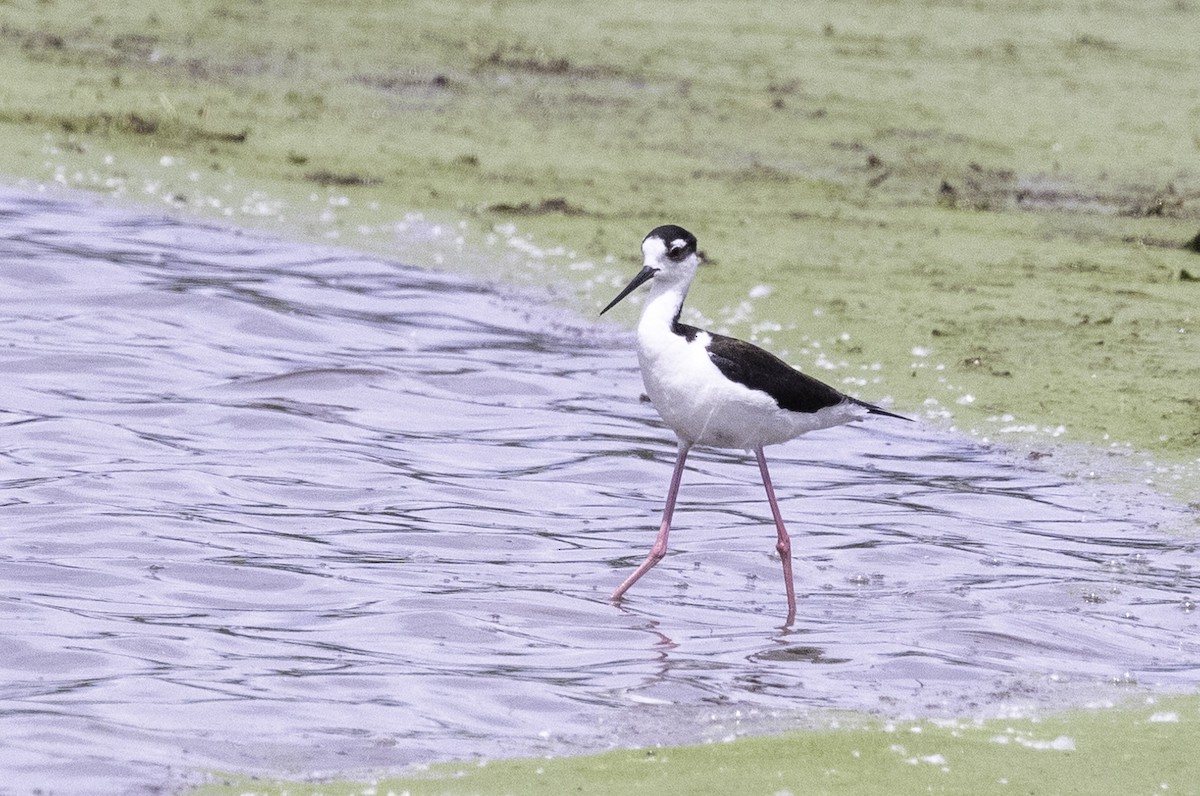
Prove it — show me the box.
[679,322,908,420]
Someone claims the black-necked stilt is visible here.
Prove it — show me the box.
[601,224,909,625]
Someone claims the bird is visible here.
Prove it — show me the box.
[600,224,909,625]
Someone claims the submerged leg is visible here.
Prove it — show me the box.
[611,440,692,603]
[754,447,797,626]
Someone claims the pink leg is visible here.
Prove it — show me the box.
[612,440,692,603]
[755,447,797,626]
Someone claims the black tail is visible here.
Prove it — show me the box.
[852,397,912,422]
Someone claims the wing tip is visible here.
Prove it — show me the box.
[852,398,913,422]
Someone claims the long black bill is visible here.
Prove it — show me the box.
[599,265,656,315]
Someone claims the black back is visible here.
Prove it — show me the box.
[673,319,907,420]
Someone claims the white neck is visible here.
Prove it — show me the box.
[638,274,689,335]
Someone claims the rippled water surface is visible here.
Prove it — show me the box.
[1,187,1198,794]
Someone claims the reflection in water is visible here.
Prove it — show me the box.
[0,187,1196,793]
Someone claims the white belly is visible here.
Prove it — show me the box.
[636,325,861,450]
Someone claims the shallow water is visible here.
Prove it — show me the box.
[1,186,1197,794]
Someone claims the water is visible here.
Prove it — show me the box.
[1,186,1197,794]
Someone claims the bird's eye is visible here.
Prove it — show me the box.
[667,242,687,260]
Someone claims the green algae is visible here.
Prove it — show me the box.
[2,1,1197,490]
[191,694,1200,795]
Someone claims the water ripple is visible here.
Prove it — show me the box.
[0,187,1196,793]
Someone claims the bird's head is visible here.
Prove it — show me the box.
[600,225,699,315]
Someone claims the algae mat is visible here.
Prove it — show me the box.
[1,0,1197,481]
[194,697,1200,795]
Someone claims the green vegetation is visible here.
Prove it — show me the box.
[193,695,1200,795]
[1,1,1197,491]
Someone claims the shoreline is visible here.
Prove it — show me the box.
[9,169,1198,522]
[3,1,1196,502]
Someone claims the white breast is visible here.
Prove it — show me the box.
[635,320,862,449]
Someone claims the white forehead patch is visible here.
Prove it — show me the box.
[642,236,668,259]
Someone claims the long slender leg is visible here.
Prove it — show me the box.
[611,440,692,603]
[754,446,797,626]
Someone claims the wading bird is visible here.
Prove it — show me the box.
[601,224,908,624]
